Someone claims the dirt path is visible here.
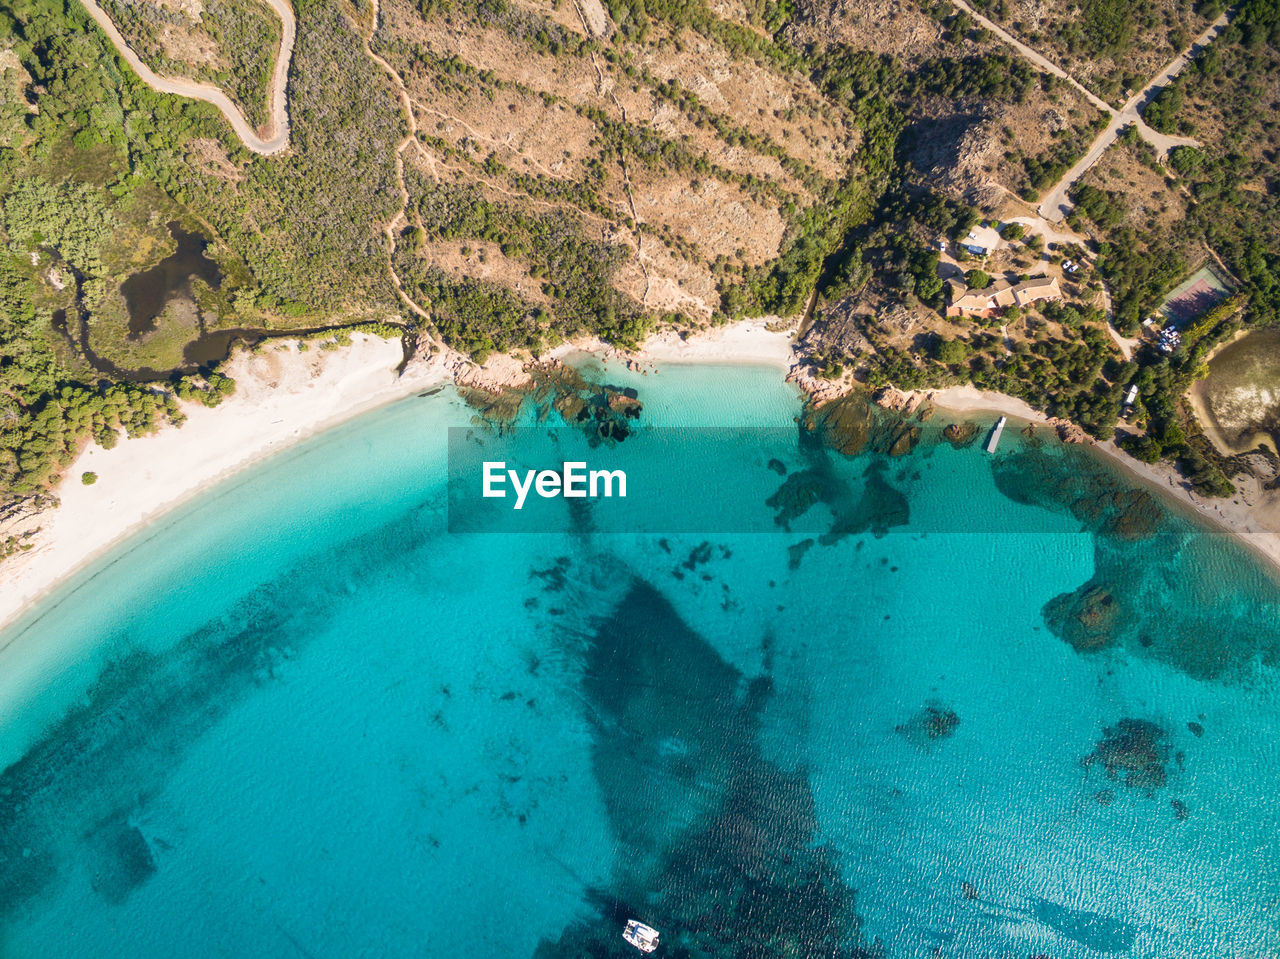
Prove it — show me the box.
[360,0,434,324]
[949,0,1112,112]
[1036,11,1232,221]
[947,0,1230,222]
[77,0,294,155]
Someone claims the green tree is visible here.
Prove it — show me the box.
[935,337,970,364]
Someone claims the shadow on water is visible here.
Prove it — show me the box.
[536,579,881,959]
[1031,898,1137,954]
[120,222,223,337]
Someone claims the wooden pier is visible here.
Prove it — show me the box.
[985,416,1007,453]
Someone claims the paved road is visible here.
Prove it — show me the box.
[78,0,294,155]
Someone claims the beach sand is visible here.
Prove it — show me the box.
[0,335,449,631]
[4,320,1280,631]
[550,318,797,372]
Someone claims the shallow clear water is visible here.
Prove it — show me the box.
[0,361,1277,958]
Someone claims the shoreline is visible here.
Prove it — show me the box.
[897,384,1280,581]
[0,334,449,633]
[0,320,795,634]
[4,320,1280,633]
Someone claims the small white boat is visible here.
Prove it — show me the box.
[622,919,660,953]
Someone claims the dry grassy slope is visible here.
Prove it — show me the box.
[1079,139,1187,236]
[375,0,861,319]
[790,0,1104,203]
[1078,31,1280,275]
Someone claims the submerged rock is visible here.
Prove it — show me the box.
[767,472,834,529]
[1083,718,1171,792]
[896,701,960,749]
[1043,581,1122,652]
[86,812,156,906]
[456,384,524,426]
[787,538,815,570]
[460,360,644,444]
[1098,488,1162,541]
[942,421,979,448]
[881,423,921,458]
[992,446,1161,542]
[805,393,875,457]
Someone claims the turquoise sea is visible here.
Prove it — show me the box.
[0,360,1278,958]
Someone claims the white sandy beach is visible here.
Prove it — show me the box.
[626,319,796,369]
[0,320,795,632]
[550,317,797,372]
[0,334,449,632]
[3,318,1280,633]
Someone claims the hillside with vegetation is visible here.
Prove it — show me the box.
[970,0,1218,106]
[95,0,284,129]
[0,0,1277,517]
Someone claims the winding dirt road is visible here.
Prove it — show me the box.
[1037,11,1232,221]
[77,0,294,155]
[948,0,1230,222]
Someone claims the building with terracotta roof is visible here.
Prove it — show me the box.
[946,275,1062,318]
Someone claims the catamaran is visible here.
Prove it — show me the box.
[622,919,660,953]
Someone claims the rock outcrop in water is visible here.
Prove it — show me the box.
[457,360,643,443]
[942,421,979,448]
[1043,581,1121,652]
[804,393,875,457]
[802,392,923,460]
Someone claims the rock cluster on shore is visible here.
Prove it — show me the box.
[453,356,643,443]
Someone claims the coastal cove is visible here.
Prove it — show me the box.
[0,339,1278,957]
[5,321,1280,636]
